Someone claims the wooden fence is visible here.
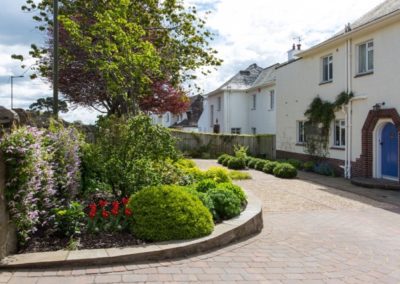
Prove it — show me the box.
[170,130,276,159]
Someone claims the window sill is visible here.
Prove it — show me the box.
[319,80,333,85]
[296,143,306,146]
[330,146,345,151]
[354,71,373,78]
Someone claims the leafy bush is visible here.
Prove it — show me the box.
[82,115,178,197]
[217,154,230,165]
[205,167,231,183]
[229,170,251,180]
[221,156,232,167]
[285,159,303,169]
[255,160,268,171]
[184,187,217,220]
[128,185,214,241]
[263,161,279,174]
[313,163,336,176]
[303,160,316,172]
[247,158,259,169]
[178,166,206,185]
[54,201,85,238]
[227,157,246,170]
[175,159,196,169]
[244,156,253,166]
[233,144,248,160]
[273,163,298,179]
[194,179,218,193]
[217,183,247,206]
[207,188,241,221]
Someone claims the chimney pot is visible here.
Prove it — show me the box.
[292,43,295,50]
[297,44,301,50]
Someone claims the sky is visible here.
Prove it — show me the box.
[0,0,385,124]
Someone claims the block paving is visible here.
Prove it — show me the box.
[1,160,400,283]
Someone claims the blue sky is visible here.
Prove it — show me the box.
[0,0,385,124]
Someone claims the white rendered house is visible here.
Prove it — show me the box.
[198,63,278,135]
[276,0,400,180]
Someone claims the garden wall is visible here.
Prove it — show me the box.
[171,130,276,159]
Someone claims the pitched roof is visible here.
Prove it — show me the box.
[250,64,279,89]
[207,63,264,96]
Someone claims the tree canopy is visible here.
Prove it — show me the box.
[29,97,69,113]
[16,0,222,116]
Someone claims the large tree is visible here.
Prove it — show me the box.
[16,0,221,116]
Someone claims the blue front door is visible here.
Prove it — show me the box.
[381,123,398,178]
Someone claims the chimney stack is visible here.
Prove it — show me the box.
[287,43,302,61]
[292,43,296,50]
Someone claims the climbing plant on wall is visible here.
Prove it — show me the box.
[303,91,354,159]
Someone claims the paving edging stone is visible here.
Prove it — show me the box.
[0,190,262,269]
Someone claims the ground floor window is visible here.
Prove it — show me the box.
[251,127,256,135]
[297,121,306,143]
[231,128,241,134]
[334,119,346,147]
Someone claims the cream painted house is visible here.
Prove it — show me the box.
[198,63,278,134]
[276,0,400,180]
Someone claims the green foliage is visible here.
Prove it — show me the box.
[233,144,248,160]
[217,183,247,207]
[217,154,230,164]
[227,157,246,170]
[244,156,253,166]
[175,159,196,169]
[255,160,268,171]
[54,202,85,238]
[81,115,178,197]
[247,158,260,169]
[273,163,298,179]
[194,179,218,193]
[314,163,336,176]
[222,156,232,167]
[229,170,252,180]
[29,97,68,114]
[285,159,303,169]
[263,161,279,174]
[128,185,214,241]
[205,167,231,183]
[303,161,316,172]
[207,188,241,221]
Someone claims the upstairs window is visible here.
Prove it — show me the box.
[217,96,221,111]
[210,105,214,127]
[269,90,275,110]
[334,120,346,147]
[252,94,256,110]
[358,40,374,74]
[322,55,333,82]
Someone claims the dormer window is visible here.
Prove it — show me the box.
[322,55,333,83]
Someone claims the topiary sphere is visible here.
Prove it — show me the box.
[263,161,279,174]
[273,163,298,179]
[128,185,214,241]
[216,182,247,206]
[227,157,246,170]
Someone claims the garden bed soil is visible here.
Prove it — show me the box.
[19,232,146,254]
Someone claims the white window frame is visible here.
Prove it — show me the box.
[217,96,221,111]
[297,121,306,144]
[357,40,374,74]
[321,55,333,82]
[251,94,256,110]
[269,90,275,110]
[210,105,214,127]
[334,119,346,147]
[231,128,241,134]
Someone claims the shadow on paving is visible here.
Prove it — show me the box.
[298,171,400,214]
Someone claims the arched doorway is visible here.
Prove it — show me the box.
[381,122,399,179]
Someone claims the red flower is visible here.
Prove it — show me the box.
[102,210,110,219]
[98,200,107,207]
[111,201,119,216]
[121,197,129,205]
[124,208,133,216]
[89,210,96,219]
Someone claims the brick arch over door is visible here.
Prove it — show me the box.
[353,108,400,178]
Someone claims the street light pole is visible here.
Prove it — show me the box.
[10,75,24,109]
[53,0,59,118]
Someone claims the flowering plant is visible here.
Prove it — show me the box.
[87,197,133,233]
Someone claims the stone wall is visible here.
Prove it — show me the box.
[0,153,17,259]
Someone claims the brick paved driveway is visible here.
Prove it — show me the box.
[2,160,400,284]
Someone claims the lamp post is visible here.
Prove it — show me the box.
[10,75,24,109]
[53,0,59,118]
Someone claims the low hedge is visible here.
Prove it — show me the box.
[273,163,297,179]
[255,160,268,171]
[128,185,214,241]
[247,158,260,169]
[217,154,231,165]
[263,161,279,174]
[207,187,241,221]
[217,182,247,206]
[227,157,246,170]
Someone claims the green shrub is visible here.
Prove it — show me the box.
[227,157,246,170]
[273,163,298,179]
[217,154,231,164]
[255,160,268,171]
[286,159,303,169]
[229,170,251,180]
[247,158,259,169]
[244,156,253,166]
[175,159,196,169]
[179,166,206,185]
[262,161,279,174]
[128,185,214,241]
[183,187,217,219]
[54,201,85,238]
[207,188,241,220]
[217,183,247,206]
[233,145,248,160]
[205,167,231,183]
[195,179,218,193]
[221,156,232,167]
[303,160,316,172]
